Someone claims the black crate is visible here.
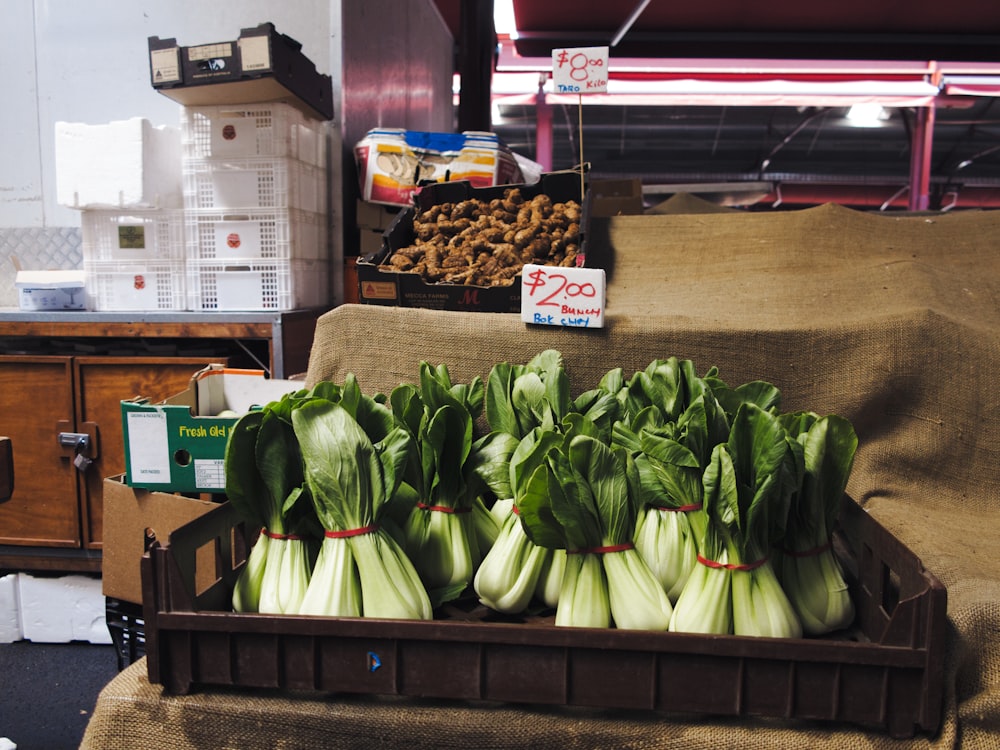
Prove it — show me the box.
[106,597,146,671]
[141,495,946,738]
[148,23,333,121]
[356,171,599,313]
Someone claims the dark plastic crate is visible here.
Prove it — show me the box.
[140,495,946,739]
[355,170,603,313]
[106,597,146,671]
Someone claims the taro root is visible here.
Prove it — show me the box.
[384,188,582,287]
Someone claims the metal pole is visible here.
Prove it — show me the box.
[909,104,936,211]
[535,79,553,171]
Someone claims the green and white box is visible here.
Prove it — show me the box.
[121,364,299,492]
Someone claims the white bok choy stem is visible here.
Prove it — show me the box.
[472,429,566,614]
[297,534,360,617]
[232,530,269,613]
[474,504,551,614]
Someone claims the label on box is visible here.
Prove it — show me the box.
[214,219,262,259]
[239,36,271,72]
[211,116,254,157]
[150,47,181,84]
[125,411,172,480]
[118,224,146,251]
[189,42,233,61]
[520,263,606,328]
[360,280,398,301]
[194,459,226,489]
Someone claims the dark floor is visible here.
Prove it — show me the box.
[0,639,120,750]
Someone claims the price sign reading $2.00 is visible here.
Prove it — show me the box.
[552,46,609,94]
[521,263,606,329]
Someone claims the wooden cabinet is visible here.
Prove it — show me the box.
[0,355,226,571]
[0,308,324,572]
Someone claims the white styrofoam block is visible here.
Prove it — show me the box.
[17,574,111,645]
[0,574,22,643]
[55,117,182,209]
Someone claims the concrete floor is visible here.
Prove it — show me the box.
[0,640,120,750]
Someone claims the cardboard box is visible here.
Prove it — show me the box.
[101,474,220,605]
[16,270,87,311]
[354,129,523,207]
[588,178,644,216]
[356,200,401,232]
[121,365,300,493]
[148,23,333,121]
[356,171,598,313]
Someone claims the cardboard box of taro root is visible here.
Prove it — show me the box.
[355,171,599,313]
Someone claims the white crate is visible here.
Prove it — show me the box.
[81,209,186,262]
[186,208,328,262]
[181,103,327,166]
[187,258,329,311]
[183,156,326,213]
[86,259,186,311]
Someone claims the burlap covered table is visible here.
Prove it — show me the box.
[83,204,1000,749]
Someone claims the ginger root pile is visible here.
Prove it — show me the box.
[383,188,581,287]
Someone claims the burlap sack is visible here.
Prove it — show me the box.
[82,204,1000,749]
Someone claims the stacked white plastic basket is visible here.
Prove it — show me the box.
[180,103,330,311]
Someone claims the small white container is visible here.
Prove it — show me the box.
[16,270,87,311]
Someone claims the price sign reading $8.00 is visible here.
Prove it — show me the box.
[521,263,606,329]
[551,46,609,94]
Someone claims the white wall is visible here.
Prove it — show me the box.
[0,0,335,229]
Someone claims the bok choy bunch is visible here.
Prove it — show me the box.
[471,351,582,614]
[293,382,432,620]
[670,402,802,638]
[775,412,858,634]
[225,390,320,615]
[391,363,486,603]
[473,428,565,613]
[519,431,673,630]
[611,359,729,603]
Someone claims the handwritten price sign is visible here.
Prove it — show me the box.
[520,264,606,329]
[552,46,609,94]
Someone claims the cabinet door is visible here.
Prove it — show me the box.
[0,356,79,547]
[75,356,227,550]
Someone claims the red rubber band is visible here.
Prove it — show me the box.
[261,528,305,541]
[567,542,635,555]
[776,540,832,558]
[325,523,379,539]
[416,501,471,514]
[652,502,703,513]
[697,554,768,572]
